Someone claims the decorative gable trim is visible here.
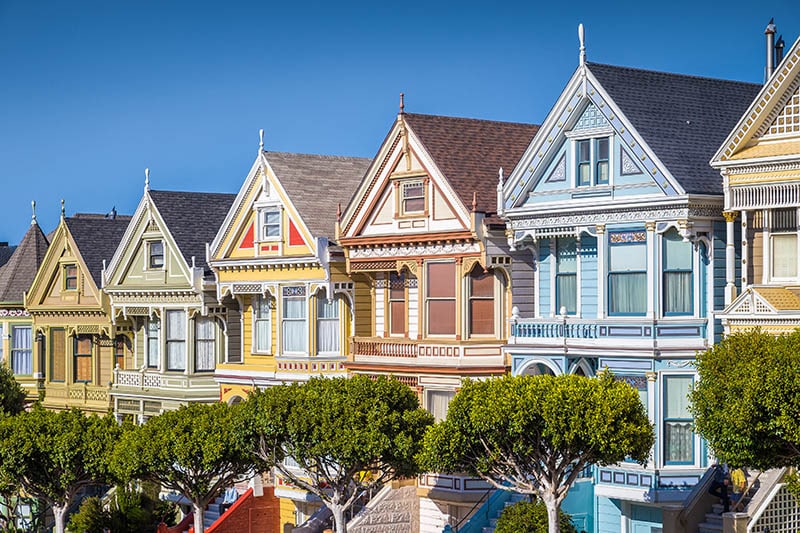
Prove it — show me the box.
[720,288,778,316]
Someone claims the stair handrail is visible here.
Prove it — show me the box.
[730,470,761,513]
[206,487,254,533]
[739,467,787,524]
[674,466,716,531]
[446,486,504,533]
[345,483,392,530]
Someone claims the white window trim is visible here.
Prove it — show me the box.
[316,292,341,356]
[146,317,160,369]
[281,289,308,355]
[147,240,165,270]
[252,294,272,355]
[465,270,499,339]
[257,205,282,242]
[658,372,700,469]
[400,179,426,216]
[194,316,216,372]
[165,310,187,372]
[570,134,614,189]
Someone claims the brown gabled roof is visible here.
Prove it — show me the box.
[403,113,539,214]
[0,222,49,304]
[265,152,371,239]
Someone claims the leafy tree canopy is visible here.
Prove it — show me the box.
[240,375,434,533]
[421,373,653,533]
[691,329,800,470]
[0,363,26,417]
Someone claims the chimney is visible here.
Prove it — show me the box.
[776,35,786,66]
[765,18,777,82]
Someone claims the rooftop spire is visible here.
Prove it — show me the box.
[144,167,150,192]
[399,92,405,115]
[60,199,65,219]
[259,128,265,151]
[31,200,37,225]
[578,23,586,66]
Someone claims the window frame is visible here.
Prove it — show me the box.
[165,310,187,372]
[399,179,426,216]
[194,316,216,372]
[769,208,798,282]
[388,272,407,336]
[73,334,93,383]
[555,238,578,316]
[607,231,647,317]
[146,317,160,369]
[468,267,496,337]
[425,261,457,336]
[574,136,612,188]
[662,229,694,317]
[662,374,696,466]
[316,290,340,356]
[50,328,67,382]
[64,264,78,291]
[252,294,272,355]
[281,287,308,355]
[114,335,129,370]
[148,240,165,270]
[259,207,281,241]
[10,325,32,376]
[426,389,456,423]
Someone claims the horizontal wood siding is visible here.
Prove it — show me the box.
[580,235,597,318]
[510,249,535,318]
[353,274,373,338]
[539,239,552,317]
[712,221,727,341]
[226,303,242,363]
[596,496,622,533]
[751,227,763,285]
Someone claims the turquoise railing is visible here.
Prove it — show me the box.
[442,488,513,533]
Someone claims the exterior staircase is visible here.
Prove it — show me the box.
[347,483,419,533]
[479,493,527,533]
[442,490,527,533]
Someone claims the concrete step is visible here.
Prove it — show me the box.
[698,522,723,533]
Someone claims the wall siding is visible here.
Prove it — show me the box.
[510,249,535,318]
[538,239,552,317]
[580,235,598,318]
[596,497,622,533]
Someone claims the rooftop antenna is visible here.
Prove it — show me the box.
[578,23,586,66]
[399,92,405,115]
[259,128,264,151]
[60,199,65,219]
[765,18,777,81]
[31,200,37,225]
[144,167,150,192]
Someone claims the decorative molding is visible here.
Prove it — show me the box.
[723,211,738,223]
[727,160,800,175]
[545,154,566,183]
[349,242,481,259]
[508,205,722,230]
[0,309,30,317]
[620,146,643,175]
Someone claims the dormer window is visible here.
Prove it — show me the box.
[64,264,78,290]
[401,180,425,215]
[260,207,281,240]
[148,241,164,269]
[576,137,610,187]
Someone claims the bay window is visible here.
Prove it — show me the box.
[426,262,455,335]
[664,375,694,465]
[282,287,307,353]
[50,328,66,382]
[663,229,693,315]
[165,310,186,371]
[316,290,340,355]
[73,335,92,383]
[254,295,272,353]
[556,238,577,315]
[389,272,406,336]
[11,326,32,376]
[771,208,797,279]
[468,268,494,335]
[608,231,647,315]
[195,317,216,372]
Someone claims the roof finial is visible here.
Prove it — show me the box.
[144,167,150,192]
[472,192,478,212]
[337,202,342,222]
[498,167,505,188]
[60,199,65,219]
[399,93,405,115]
[259,128,265,151]
[578,23,586,66]
[31,200,37,225]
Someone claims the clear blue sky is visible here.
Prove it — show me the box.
[1,0,799,243]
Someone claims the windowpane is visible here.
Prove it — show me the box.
[147,318,160,368]
[317,292,340,354]
[664,376,694,464]
[665,376,692,419]
[428,301,455,335]
[74,335,92,382]
[609,273,647,314]
[427,390,455,422]
[556,239,577,274]
[51,329,66,382]
[664,272,692,314]
[11,326,32,375]
[389,272,405,300]
[195,317,215,372]
[254,295,272,353]
[772,234,798,278]
[578,139,590,161]
[557,274,577,314]
[609,243,647,271]
[263,209,280,238]
[596,161,609,184]
[597,138,609,159]
[427,263,455,298]
[469,300,494,335]
[390,301,406,335]
[149,241,164,269]
[664,232,692,270]
[282,296,307,353]
[470,271,494,298]
[65,265,78,290]
[165,310,186,371]
[665,422,693,463]
[402,181,425,213]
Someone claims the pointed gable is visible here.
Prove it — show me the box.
[0,222,49,303]
[587,63,760,194]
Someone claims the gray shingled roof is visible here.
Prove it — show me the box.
[587,63,761,195]
[66,214,133,287]
[0,245,17,269]
[148,190,236,274]
[0,223,49,303]
[265,152,371,239]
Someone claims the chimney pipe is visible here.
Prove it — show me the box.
[765,18,776,82]
[776,35,785,66]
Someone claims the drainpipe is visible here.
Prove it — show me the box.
[765,19,776,82]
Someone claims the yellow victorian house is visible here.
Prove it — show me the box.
[713,35,800,334]
[0,206,49,400]
[26,211,131,413]
[207,140,369,528]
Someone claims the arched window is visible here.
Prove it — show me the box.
[316,290,340,355]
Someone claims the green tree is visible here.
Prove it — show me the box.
[67,482,178,533]
[0,363,25,417]
[691,329,800,470]
[112,402,252,533]
[239,375,434,533]
[0,407,121,533]
[495,500,577,533]
[421,373,653,533]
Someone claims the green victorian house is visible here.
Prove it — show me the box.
[102,178,235,422]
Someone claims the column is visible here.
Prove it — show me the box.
[741,211,749,289]
[723,211,738,305]
[646,371,658,468]
[596,225,606,318]
[645,221,656,318]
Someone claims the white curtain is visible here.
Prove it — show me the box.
[254,296,271,353]
[282,298,307,353]
[772,234,798,278]
[557,274,577,314]
[147,318,160,368]
[166,311,186,371]
[427,390,455,422]
[664,272,692,314]
[665,376,693,463]
[609,273,647,314]
[195,317,215,371]
[12,326,32,375]
[317,295,340,354]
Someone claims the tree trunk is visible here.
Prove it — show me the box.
[52,504,67,533]
[330,503,347,533]
[541,494,560,533]
[193,502,205,533]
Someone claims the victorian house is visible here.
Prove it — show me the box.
[713,35,800,335]
[102,180,235,422]
[26,211,131,413]
[207,142,369,528]
[499,40,759,532]
[337,106,538,532]
[0,206,49,399]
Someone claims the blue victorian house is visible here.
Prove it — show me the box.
[498,32,759,533]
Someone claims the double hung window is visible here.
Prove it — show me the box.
[194,317,215,372]
[401,181,425,215]
[771,208,798,279]
[50,328,66,382]
[426,262,456,335]
[11,326,32,376]
[576,137,610,186]
[427,390,455,422]
[165,310,186,371]
[468,268,494,335]
[608,231,647,315]
[253,295,272,353]
[149,241,164,269]
[261,208,281,240]
[389,272,406,336]
[64,265,78,290]
[282,287,307,353]
[146,317,160,368]
[663,230,693,315]
[664,375,694,465]
[556,238,577,315]
[316,291,340,355]
[73,335,92,382]
[115,335,129,370]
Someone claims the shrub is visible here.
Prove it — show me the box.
[495,499,577,533]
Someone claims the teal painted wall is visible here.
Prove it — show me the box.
[539,239,551,316]
[630,504,663,533]
[596,497,621,533]
[562,479,593,532]
[579,235,597,318]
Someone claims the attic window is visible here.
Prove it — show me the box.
[576,137,610,187]
[260,207,281,240]
[64,265,78,290]
[401,180,425,215]
[149,241,164,269]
